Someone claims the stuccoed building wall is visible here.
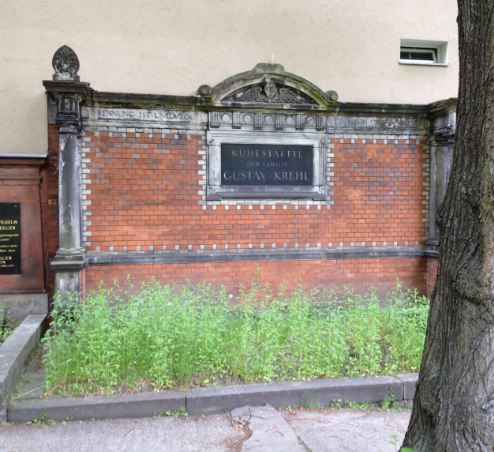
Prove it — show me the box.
[1,0,458,156]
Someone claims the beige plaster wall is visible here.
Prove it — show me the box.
[0,0,458,155]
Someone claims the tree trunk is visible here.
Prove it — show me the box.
[403,1,494,451]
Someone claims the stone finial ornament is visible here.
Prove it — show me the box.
[52,45,80,81]
[325,90,338,102]
[197,84,213,97]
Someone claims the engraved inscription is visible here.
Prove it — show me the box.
[326,116,424,130]
[97,109,193,122]
[208,112,425,132]
[221,144,313,186]
[0,203,21,275]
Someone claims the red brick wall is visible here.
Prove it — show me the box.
[82,132,427,253]
[73,128,432,296]
[86,257,428,297]
[332,138,427,246]
[46,124,59,297]
[426,257,439,297]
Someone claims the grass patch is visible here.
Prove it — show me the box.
[42,281,428,396]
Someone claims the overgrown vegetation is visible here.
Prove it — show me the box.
[0,309,13,344]
[42,281,429,396]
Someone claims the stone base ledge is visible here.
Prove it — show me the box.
[8,374,418,422]
[0,315,46,421]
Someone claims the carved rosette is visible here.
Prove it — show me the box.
[52,45,80,81]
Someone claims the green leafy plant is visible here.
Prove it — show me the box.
[29,413,55,426]
[42,281,429,396]
[153,407,188,417]
[0,309,13,344]
[381,390,397,410]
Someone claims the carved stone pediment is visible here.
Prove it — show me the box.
[223,77,316,105]
[199,63,338,111]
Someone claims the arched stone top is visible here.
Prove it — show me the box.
[198,63,338,110]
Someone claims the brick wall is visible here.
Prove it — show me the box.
[331,137,427,247]
[82,131,427,253]
[86,257,428,297]
[426,257,439,297]
[46,124,59,297]
[72,126,433,296]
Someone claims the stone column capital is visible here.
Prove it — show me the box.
[43,81,90,133]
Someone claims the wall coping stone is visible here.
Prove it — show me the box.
[0,315,46,421]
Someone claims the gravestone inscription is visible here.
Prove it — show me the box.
[221,143,313,186]
[0,203,21,274]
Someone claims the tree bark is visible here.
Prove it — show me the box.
[403,1,494,450]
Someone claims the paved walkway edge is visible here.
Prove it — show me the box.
[0,314,46,421]
[8,373,418,422]
[232,405,307,451]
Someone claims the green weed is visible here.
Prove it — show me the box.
[0,309,13,344]
[381,390,397,410]
[153,407,188,417]
[42,281,429,396]
[328,399,376,410]
[29,413,55,426]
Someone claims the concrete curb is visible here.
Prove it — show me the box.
[186,375,404,415]
[8,390,185,422]
[8,373,418,422]
[0,314,46,421]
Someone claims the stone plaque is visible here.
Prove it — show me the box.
[0,203,21,274]
[221,143,313,186]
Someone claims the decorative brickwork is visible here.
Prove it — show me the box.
[81,130,427,255]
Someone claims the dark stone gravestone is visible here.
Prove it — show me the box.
[0,203,21,274]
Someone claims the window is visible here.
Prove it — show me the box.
[400,47,437,63]
[399,39,448,66]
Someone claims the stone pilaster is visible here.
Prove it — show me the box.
[427,108,456,249]
[44,46,90,296]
